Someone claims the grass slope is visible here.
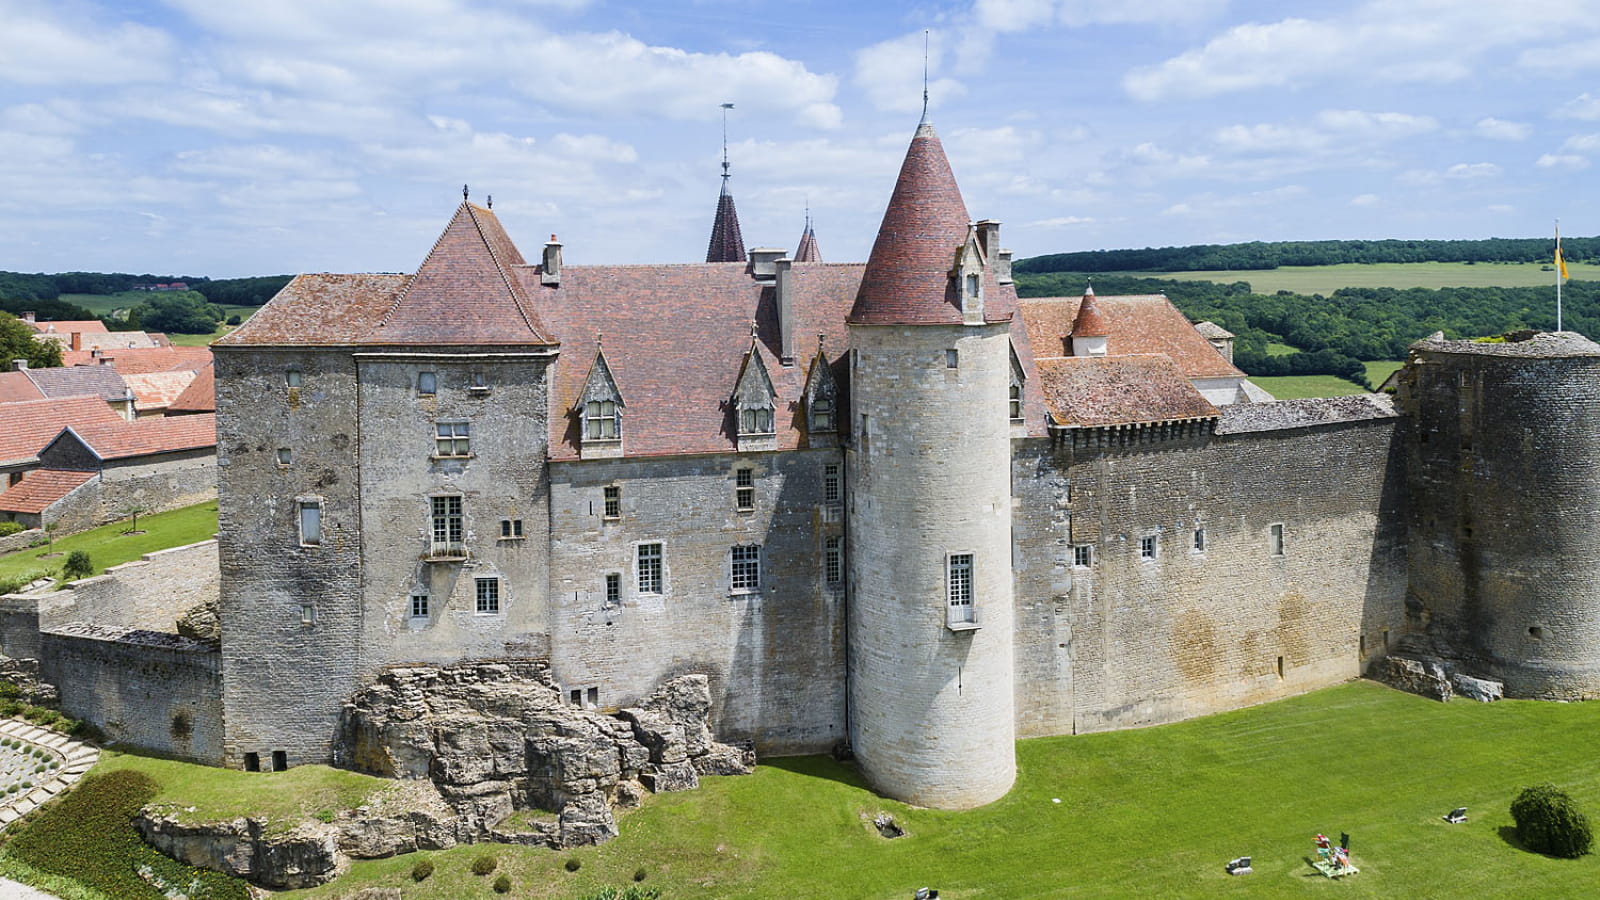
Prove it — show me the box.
[1121,261,1600,295]
[234,681,1600,900]
[1251,375,1371,400]
[97,752,396,830]
[0,500,217,584]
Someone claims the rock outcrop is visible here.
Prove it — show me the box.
[1370,652,1504,704]
[175,596,221,646]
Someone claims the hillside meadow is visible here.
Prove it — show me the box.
[1114,260,1600,295]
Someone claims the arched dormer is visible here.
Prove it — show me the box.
[954,225,986,324]
[803,342,839,444]
[577,344,624,459]
[733,333,777,452]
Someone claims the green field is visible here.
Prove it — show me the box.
[10,680,1591,900]
[55,291,257,342]
[1252,374,1371,400]
[1124,261,1600,295]
[0,500,217,586]
[1365,360,1404,387]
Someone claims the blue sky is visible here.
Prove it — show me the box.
[1,0,1597,277]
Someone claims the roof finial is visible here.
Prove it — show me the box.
[596,331,603,349]
[804,195,811,232]
[1085,277,1094,297]
[462,184,469,201]
[720,102,735,193]
[486,194,493,209]
[920,29,930,125]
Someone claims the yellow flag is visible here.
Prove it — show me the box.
[1557,245,1570,280]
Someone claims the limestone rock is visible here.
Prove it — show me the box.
[557,791,618,847]
[175,596,221,646]
[643,760,699,793]
[693,741,756,777]
[1373,655,1453,702]
[1452,674,1504,703]
[135,811,344,890]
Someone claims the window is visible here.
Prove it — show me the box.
[735,468,755,511]
[946,349,959,369]
[605,573,620,606]
[823,464,840,504]
[948,554,975,624]
[435,421,470,457]
[430,496,464,556]
[585,400,618,439]
[825,536,843,585]
[300,604,315,625]
[1270,523,1285,556]
[298,501,322,546]
[1072,544,1092,568]
[811,396,833,431]
[636,543,663,594]
[1009,383,1022,420]
[1193,527,1206,553]
[469,372,489,392]
[603,485,621,520]
[1139,535,1158,560]
[475,577,500,614]
[500,519,523,539]
[965,273,980,300]
[731,544,761,593]
[740,406,773,434]
[410,593,430,618]
[285,369,302,388]
[277,448,292,466]
[417,371,437,395]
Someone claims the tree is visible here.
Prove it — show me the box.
[1512,783,1593,858]
[62,551,93,581]
[132,292,223,334]
[0,312,62,369]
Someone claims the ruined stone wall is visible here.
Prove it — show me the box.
[354,351,555,672]
[547,448,846,756]
[1403,338,1600,698]
[216,346,364,768]
[47,539,217,633]
[41,627,222,764]
[1011,413,1408,737]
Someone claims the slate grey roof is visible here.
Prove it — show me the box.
[1216,394,1398,435]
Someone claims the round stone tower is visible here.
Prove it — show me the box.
[844,121,1016,809]
[1404,331,1600,698]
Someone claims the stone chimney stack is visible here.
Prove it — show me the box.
[996,249,1014,285]
[11,360,27,371]
[541,235,562,286]
[975,219,1001,266]
[775,257,796,367]
[748,248,786,281]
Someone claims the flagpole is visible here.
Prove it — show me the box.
[1556,219,1563,333]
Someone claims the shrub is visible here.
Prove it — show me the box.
[472,854,498,876]
[1512,783,1593,858]
[62,550,94,580]
[493,873,512,893]
[634,866,648,882]
[411,858,435,882]
[565,856,582,872]
[226,314,242,326]
[0,521,25,536]
[0,570,50,594]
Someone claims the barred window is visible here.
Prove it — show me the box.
[948,554,974,623]
[475,577,500,614]
[637,543,663,594]
[435,421,470,457]
[735,468,755,511]
[585,400,618,440]
[825,536,843,585]
[731,544,761,593]
[603,485,621,520]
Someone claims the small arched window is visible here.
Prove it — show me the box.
[586,400,618,439]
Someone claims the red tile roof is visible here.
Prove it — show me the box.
[793,221,820,263]
[59,345,211,374]
[218,274,409,346]
[166,363,215,413]
[533,261,861,459]
[368,202,552,345]
[0,372,44,404]
[60,413,216,460]
[849,122,1008,326]
[706,189,747,263]
[1017,294,1244,379]
[1036,355,1219,428]
[0,395,123,465]
[123,370,198,411]
[28,320,107,335]
[1070,287,1109,337]
[0,469,95,515]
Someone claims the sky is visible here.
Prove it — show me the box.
[1,0,1598,277]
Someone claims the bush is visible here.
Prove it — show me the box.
[471,854,498,876]
[0,570,49,595]
[62,550,94,580]
[0,521,25,536]
[225,314,242,326]
[634,866,648,882]
[411,858,434,882]
[493,873,512,893]
[1512,783,1593,858]
[565,856,582,872]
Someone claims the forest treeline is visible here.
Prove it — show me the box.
[0,271,292,308]
[1017,236,1599,274]
[1015,271,1600,384]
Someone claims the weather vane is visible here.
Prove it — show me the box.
[721,102,735,186]
[921,29,930,124]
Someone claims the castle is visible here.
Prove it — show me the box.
[163,117,1600,811]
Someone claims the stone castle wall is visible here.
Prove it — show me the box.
[1011,410,1409,738]
[547,448,846,756]
[48,540,217,633]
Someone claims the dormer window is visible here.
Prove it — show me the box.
[586,400,618,439]
[1009,383,1022,420]
[810,396,834,432]
[733,336,779,450]
[965,273,980,301]
[802,345,839,439]
[577,344,625,459]
[740,406,774,435]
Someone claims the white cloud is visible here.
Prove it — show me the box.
[973,0,1228,31]
[1349,193,1380,207]
[1561,133,1600,152]
[1446,162,1501,179]
[1475,117,1531,140]
[1026,215,1095,227]
[854,30,966,115]
[1536,153,1590,170]
[1555,93,1600,120]
[0,1,176,86]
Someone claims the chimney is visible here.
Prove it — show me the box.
[11,360,27,371]
[975,220,1001,263]
[996,249,1014,285]
[541,234,562,286]
[748,248,786,282]
[20,311,34,323]
[70,332,81,351]
[775,257,796,366]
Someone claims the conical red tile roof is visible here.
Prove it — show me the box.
[850,122,1003,326]
[794,220,821,262]
[1071,286,1109,338]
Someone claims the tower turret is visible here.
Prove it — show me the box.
[845,121,1017,810]
[706,104,746,263]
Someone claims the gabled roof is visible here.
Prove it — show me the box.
[1018,294,1245,379]
[1036,355,1219,428]
[576,348,624,408]
[0,469,95,515]
[706,190,747,264]
[218,274,410,346]
[370,202,552,345]
[535,262,861,459]
[60,345,212,374]
[733,336,777,407]
[123,370,198,411]
[849,122,1009,327]
[166,363,215,414]
[0,372,44,403]
[54,413,216,461]
[24,364,128,402]
[1194,321,1234,340]
[0,395,123,466]
[36,330,161,350]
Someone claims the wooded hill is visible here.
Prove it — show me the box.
[1018,236,1598,274]
[0,271,292,307]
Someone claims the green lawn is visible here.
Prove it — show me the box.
[1123,261,1600,295]
[0,500,217,585]
[1365,360,1404,388]
[1264,341,1300,357]
[1252,375,1371,400]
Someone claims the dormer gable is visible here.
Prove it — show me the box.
[733,333,777,452]
[577,344,624,459]
[802,342,839,440]
[953,225,987,324]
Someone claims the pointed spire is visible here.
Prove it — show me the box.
[1072,283,1109,338]
[794,207,821,262]
[850,121,1005,326]
[706,102,747,262]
